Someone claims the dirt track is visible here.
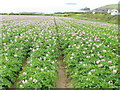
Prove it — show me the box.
[56,55,73,88]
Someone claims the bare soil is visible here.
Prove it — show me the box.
[56,55,73,88]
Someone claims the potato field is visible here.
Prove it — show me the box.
[1,15,119,89]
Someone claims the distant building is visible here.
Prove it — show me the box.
[91,8,108,14]
[92,11,96,14]
[93,8,108,12]
[108,9,120,15]
[80,7,90,12]
[91,8,120,15]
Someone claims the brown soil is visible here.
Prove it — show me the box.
[56,55,73,88]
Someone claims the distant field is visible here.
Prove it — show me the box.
[100,4,118,9]
[43,13,119,24]
[1,12,119,24]
[69,14,118,24]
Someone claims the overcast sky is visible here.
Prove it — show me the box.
[1,0,119,13]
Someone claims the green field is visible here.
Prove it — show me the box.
[100,4,118,9]
[70,14,119,24]
[1,15,119,89]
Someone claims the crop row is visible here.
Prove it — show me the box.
[1,16,59,89]
[55,18,119,88]
[1,21,34,88]
[16,27,59,88]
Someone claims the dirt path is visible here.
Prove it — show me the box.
[56,55,73,88]
[54,17,73,88]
